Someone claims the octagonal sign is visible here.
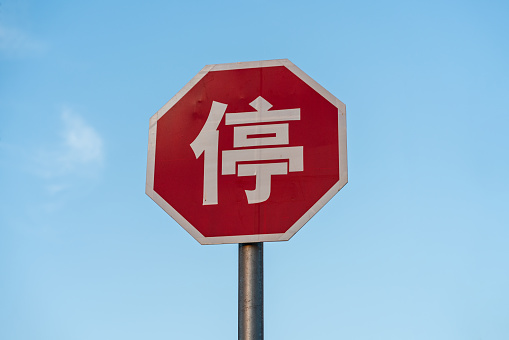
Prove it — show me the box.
[146,59,347,245]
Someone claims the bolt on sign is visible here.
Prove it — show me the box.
[146,59,347,244]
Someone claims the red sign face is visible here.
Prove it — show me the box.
[146,59,347,244]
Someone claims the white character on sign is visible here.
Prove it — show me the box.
[190,101,227,205]
[191,96,303,205]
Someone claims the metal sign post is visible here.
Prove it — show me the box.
[239,243,263,340]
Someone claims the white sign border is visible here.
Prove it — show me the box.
[146,59,347,245]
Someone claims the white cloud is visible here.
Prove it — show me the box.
[36,109,104,179]
[0,109,105,221]
[59,110,104,170]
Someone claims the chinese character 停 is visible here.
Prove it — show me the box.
[191,96,303,205]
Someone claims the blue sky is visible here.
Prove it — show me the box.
[1,0,508,339]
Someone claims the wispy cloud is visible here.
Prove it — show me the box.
[60,109,104,171]
[0,108,105,225]
[37,109,104,179]
[0,24,46,55]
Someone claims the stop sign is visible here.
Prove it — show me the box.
[146,59,347,244]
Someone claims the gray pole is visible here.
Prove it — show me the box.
[238,242,263,340]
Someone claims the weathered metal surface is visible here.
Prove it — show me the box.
[239,243,263,340]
